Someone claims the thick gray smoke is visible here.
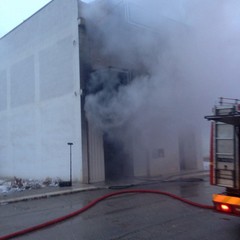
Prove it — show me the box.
[85,70,151,130]
[83,0,240,160]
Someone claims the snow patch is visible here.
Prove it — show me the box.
[0,177,61,195]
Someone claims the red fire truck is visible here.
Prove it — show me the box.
[205,97,240,216]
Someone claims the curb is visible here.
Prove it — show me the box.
[0,186,105,205]
[163,170,209,181]
[0,170,209,205]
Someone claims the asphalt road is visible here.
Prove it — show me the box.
[0,176,239,240]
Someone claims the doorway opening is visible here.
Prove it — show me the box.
[103,133,133,181]
[86,67,134,183]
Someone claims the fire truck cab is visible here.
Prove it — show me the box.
[205,97,240,216]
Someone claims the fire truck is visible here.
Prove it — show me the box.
[205,97,240,216]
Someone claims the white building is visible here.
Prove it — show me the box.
[0,0,203,183]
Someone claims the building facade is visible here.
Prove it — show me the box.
[0,0,203,183]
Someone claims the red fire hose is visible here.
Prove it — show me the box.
[0,189,214,240]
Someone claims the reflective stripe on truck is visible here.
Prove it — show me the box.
[213,194,240,215]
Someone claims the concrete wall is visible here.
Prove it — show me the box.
[132,123,181,178]
[0,0,82,181]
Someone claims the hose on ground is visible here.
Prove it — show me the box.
[0,189,214,240]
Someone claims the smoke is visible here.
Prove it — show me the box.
[85,70,151,130]
[83,0,240,166]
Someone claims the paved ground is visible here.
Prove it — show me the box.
[1,171,239,240]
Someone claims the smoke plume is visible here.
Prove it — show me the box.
[83,0,240,163]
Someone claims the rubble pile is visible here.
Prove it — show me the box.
[0,177,61,194]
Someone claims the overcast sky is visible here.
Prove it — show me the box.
[0,0,93,38]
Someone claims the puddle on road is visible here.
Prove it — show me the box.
[179,183,200,198]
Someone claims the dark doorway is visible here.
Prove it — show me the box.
[179,131,198,171]
[87,67,134,182]
[104,133,133,181]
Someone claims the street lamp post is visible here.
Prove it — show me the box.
[59,142,73,187]
[68,142,73,187]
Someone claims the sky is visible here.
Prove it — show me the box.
[0,0,93,38]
